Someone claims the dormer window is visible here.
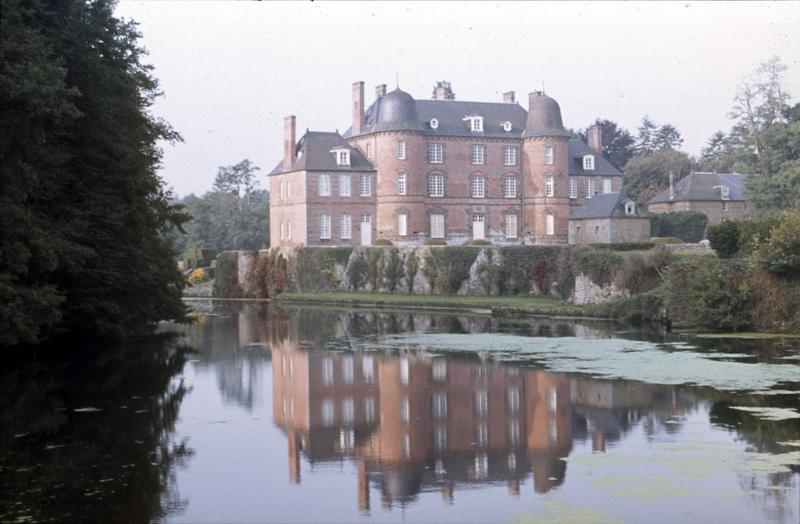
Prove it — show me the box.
[502,121,512,132]
[720,185,730,200]
[464,115,483,133]
[331,147,351,166]
[430,118,439,130]
[625,201,636,216]
[583,155,595,171]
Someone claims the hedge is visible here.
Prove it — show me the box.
[650,211,708,242]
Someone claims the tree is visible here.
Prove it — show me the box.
[579,118,636,169]
[635,115,658,154]
[700,131,728,170]
[653,124,684,151]
[1,0,188,346]
[623,149,694,204]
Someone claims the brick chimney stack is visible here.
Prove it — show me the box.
[669,171,676,199]
[283,115,296,170]
[375,84,387,98]
[503,91,515,104]
[435,85,447,100]
[587,124,603,155]
[352,81,365,134]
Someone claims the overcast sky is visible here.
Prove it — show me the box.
[115,1,800,197]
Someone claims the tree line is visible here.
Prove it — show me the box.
[1,0,188,346]
[580,56,799,211]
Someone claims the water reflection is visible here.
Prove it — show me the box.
[0,335,193,523]
[265,306,707,510]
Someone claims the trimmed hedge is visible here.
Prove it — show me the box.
[423,247,481,294]
[650,211,708,242]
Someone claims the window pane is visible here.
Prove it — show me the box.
[504,177,517,198]
[545,175,554,197]
[569,178,577,199]
[397,172,407,195]
[430,214,444,238]
[429,175,444,197]
[546,214,554,235]
[471,145,485,165]
[320,214,331,239]
[472,176,485,198]
[339,174,351,196]
[544,146,554,165]
[359,174,371,196]
[428,143,443,163]
[340,214,351,239]
[319,174,330,196]
[505,214,517,238]
[396,140,406,160]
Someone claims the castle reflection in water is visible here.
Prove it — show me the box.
[250,306,696,511]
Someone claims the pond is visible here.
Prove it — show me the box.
[1,301,798,523]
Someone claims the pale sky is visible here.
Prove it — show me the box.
[115,1,800,197]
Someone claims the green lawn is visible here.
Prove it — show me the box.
[273,291,588,316]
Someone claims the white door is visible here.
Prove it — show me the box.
[472,215,485,240]
[603,178,612,194]
[360,214,372,245]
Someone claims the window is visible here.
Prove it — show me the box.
[428,143,443,163]
[279,181,285,199]
[339,174,351,196]
[720,185,730,200]
[364,397,375,423]
[583,154,595,170]
[287,180,292,198]
[507,389,520,412]
[503,146,517,166]
[400,357,409,385]
[342,356,354,384]
[509,419,520,446]
[396,171,407,195]
[320,214,331,240]
[569,178,577,199]
[474,390,488,415]
[502,121,513,132]
[318,174,330,196]
[471,175,486,198]
[549,419,558,443]
[432,360,447,381]
[429,174,444,197]
[430,214,445,238]
[434,425,447,450]
[546,214,555,236]
[397,213,408,236]
[400,398,410,424]
[335,149,351,166]
[396,140,406,160]
[465,116,484,132]
[365,143,371,159]
[401,434,411,458]
[340,214,351,239]
[547,388,558,413]
[586,178,595,198]
[342,397,354,424]
[430,118,439,130]
[503,176,517,198]
[545,175,554,197]
[340,428,354,450]
[544,145,554,165]
[322,358,334,386]
[471,144,485,165]
[476,423,488,448]
[321,399,334,426]
[505,214,517,239]
[722,201,729,212]
[603,178,612,194]
[362,355,374,383]
[359,174,371,196]
[287,222,292,239]
[279,222,285,240]
[433,392,447,418]
[625,202,636,216]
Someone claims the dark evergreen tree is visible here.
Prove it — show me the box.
[578,118,636,169]
[1,0,189,346]
[653,124,684,151]
[635,115,658,154]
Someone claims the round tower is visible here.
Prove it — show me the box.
[521,91,571,244]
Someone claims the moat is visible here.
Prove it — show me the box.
[2,301,798,523]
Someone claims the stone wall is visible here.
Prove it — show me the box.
[214,245,637,306]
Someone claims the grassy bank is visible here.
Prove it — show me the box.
[273,291,591,317]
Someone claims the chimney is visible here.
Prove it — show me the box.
[352,81,365,134]
[375,83,387,98]
[503,91,515,104]
[669,171,676,199]
[435,85,447,100]
[587,124,603,155]
[283,115,296,170]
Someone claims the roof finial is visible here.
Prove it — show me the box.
[542,80,545,95]
[395,70,399,89]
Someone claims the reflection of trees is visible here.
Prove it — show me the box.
[0,335,193,522]
[185,302,270,410]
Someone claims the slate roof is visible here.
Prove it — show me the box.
[344,97,528,139]
[269,131,375,175]
[567,139,622,177]
[647,172,752,204]
[569,192,646,220]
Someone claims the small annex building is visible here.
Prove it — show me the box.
[568,192,650,245]
[647,171,754,226]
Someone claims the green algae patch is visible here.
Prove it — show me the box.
[375,332,800,391]
[513,501,624,524]
[695,332,800,339]
[729,406,800,421]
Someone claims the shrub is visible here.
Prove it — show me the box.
[650,211,708,242]
[588,288,665,325]
[187,267,209,285]
[423,247,480,294]
[468,239,492,246]
[373,238,393,246]
[366,248,384,290]
[213,251,242,298]
[424,238,447,246]
[404,251,419,293]
[616,247,672,294]
[496,245,565,296]
[573,247,624,286]
[707,221,742,258]
[591,242,655,252]
[383,248,405,292]
[346,251,368,290]
[294,247,353,292]
[752,209,800,277]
